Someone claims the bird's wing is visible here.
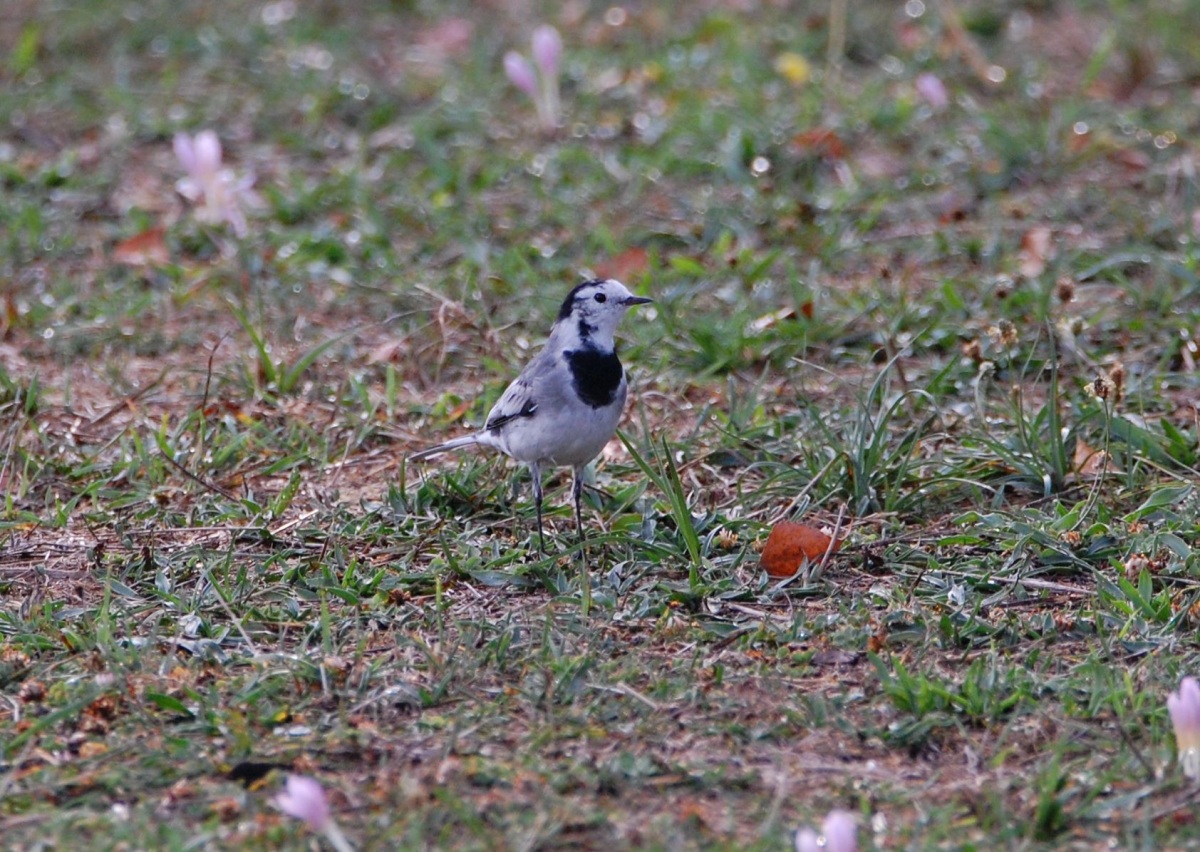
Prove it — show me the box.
[484,374,539,432]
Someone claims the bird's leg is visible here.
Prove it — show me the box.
[573,465,592,615]
[530,462,545,554]
[572,466,587,555]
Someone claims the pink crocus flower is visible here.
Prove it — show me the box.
[531,25,562,78]
[504,52,538,98]
[1168,677,1200,780]
[173,129,257,238]
[274,775,354,851]
[795,809,857,852]
[915,72,949,111]
[503,24,562,131]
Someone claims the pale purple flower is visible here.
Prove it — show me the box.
[174,130,222,195]
[504,51,538,97]
[795,809,857,852]
[531,25,562,78]
[173,129,258,238]
[915,72,949,111]
[823,810,858,852]
[275,774,330,831]
[504,24,562,132]
[1168,676,1200,779]
[794,827,820,852]
[275,775,354,851]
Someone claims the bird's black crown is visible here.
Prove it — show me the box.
[557,280,607,321]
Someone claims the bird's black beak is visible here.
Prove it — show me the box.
[622,295,654,306]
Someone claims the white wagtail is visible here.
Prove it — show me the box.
[410,278,652,553]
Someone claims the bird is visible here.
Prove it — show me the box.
[409,278,652,555]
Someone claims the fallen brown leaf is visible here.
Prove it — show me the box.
[1018,226,1052,278]
[113,226,169,267]
[760,521,841,578]
[367,339,406,364]
[1074,439,1122,478]
[789,128,847,161]
[594,247,650,282]
[1108,147,1150,171]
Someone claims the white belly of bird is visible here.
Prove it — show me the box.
[500,404,622,467]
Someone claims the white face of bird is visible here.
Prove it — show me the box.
[555,279,653,347]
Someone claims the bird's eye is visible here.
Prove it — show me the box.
[593,293,607,303]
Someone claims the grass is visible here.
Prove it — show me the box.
[2,0,1200,848]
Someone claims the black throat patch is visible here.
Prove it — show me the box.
[565,347,623,408]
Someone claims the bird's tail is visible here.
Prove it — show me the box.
[408,434,482,461]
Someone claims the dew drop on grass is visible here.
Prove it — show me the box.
[904,0,925,17]
[262,1,296,26]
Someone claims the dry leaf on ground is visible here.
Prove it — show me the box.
[113,227,169,267]
[1018,226,1053,278]
[1074,439,1122,478]
[761,521,842,578]
[595,247,650,282]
